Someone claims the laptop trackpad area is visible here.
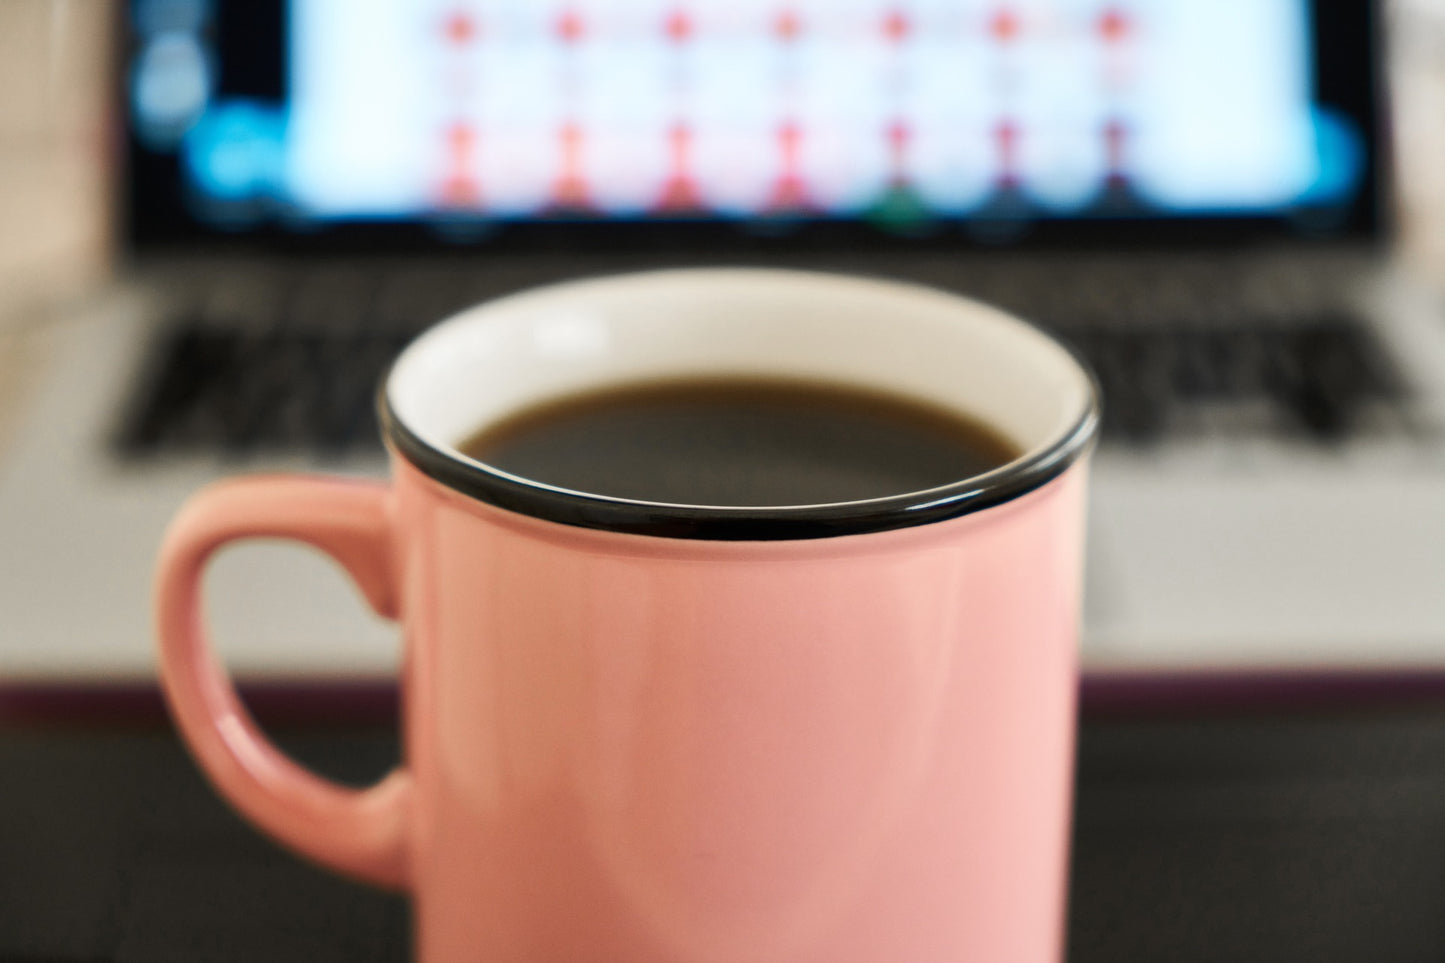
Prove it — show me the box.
[1085,459,1445,670]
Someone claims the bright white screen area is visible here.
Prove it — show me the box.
[174,0,1339,222]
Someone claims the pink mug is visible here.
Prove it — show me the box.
[154,269,1098,962]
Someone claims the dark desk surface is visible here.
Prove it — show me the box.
[5,708,1445,962]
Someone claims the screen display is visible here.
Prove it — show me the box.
[126,0,1373,244]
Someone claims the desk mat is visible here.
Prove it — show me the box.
[4,710,1445,962]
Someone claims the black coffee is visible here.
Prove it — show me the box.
[458,378,1019,507]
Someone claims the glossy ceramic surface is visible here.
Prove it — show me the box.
[156,457,1087,962]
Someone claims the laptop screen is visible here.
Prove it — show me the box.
[124,0,1381,251]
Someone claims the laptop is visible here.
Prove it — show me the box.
[2,0,1442,689]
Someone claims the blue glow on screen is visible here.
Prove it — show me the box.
[184,102,288,202]
[133,0,1364,229]
[130,0,213,148]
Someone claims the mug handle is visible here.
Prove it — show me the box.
[154,475,412,890]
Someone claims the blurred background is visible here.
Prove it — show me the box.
[5,1,1445,960]
[0,0,108,320]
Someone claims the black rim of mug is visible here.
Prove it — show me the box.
[378,320,1101,542]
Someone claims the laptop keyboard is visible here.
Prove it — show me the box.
[1064,315,1405,444]
[117,326,414,458]
[114,303,1407,459]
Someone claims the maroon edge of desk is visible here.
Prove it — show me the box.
[7,672,1445,728]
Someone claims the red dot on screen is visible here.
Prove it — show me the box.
[1099,8,1130,41]
[990,9,1020,41]
[557,9,585,42]
[448,123,475,152]
[995,119,1020,161]
[665,9,692,42]
[882,9,910,42]
[443,11,476,44]
[775,9,801,42]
